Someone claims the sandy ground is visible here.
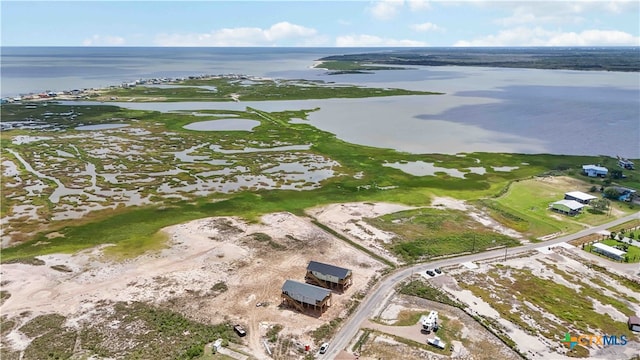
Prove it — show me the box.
[306,202,415,265]
[0,204,398,358]
[438,247,640,360]
[306,197,526,267]
[360,294,521,360]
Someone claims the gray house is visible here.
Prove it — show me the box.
[305,261,353,291]
[281,280,332,314]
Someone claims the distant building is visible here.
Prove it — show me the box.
[550,200,585,216]
[591,242,626,261]
[281,280,332,314]
[617,156,635,170]
[582,165,608,177]
[628,316,640,332]
[305,261,352,291]
[613,187,637,202]
[564,191,597,204]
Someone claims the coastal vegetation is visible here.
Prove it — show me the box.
[1,95,638,263]
[96,76,441,102]
[365,208,520,262]
[2,66,639,360]
[0,301,238,360]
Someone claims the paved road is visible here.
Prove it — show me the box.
[321,211,640,359]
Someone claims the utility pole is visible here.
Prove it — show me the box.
[472,234,476,253]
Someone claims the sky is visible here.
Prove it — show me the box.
[1,0,639,47]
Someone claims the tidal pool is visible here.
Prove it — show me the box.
[76,124,129,131]
[183,119,260,131]
[384,161,467,178]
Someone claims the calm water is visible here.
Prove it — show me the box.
[2,47,639,157]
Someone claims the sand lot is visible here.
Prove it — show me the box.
[0,203,403,359]
[355,294,521,360]
[437,247,640,360]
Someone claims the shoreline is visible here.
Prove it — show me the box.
[0,73,266,104]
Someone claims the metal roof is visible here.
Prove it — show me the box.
[552,199,585,211]
[582,164,608,172]
[565,191,597,201]
[282,280,331,304]
[592,242,626,257]
[307,261,351,279]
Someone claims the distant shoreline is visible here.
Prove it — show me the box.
[317,47,640,72]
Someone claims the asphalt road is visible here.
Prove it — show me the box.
[321,211,640,359]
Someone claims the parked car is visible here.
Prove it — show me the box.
[234,324,247,337]
[426,270,436,276]
[434,268,442,274]
[319,342,329,354]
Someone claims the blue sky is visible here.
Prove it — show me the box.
[2,1,639,46]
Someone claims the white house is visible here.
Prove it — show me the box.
[582,164,608,177]
[592,242,626,261]
[564,191,597,204]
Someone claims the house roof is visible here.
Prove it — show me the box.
[565,191,597,201]
[613,186,637,194]
[582,164,608,172]
[593,242,626,257]
[282,280,331,304]
[307,261,351,279]
[552,200,585,211]
[629,316,640,326]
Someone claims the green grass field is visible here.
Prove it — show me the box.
[366,208,520,262]
[485,176,637,240]
[585,239,640,263]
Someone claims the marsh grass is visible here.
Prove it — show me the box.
[2,101,636,262]
[368,208,520,262]
[101,77,441,102]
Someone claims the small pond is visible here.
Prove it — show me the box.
[183,119,260,131]
[76,124,130,131]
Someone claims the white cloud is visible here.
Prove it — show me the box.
[495,6,585,27]
[408,0,431,11]
[411,22,442,32]
[492,0,638,27]
[454,27,640,46]
[548,29,640,46]
[154,22,318,46]
[369,0,405,20]
[336,34,426,47]
[369,0,430,20]
[82,35,125,46]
